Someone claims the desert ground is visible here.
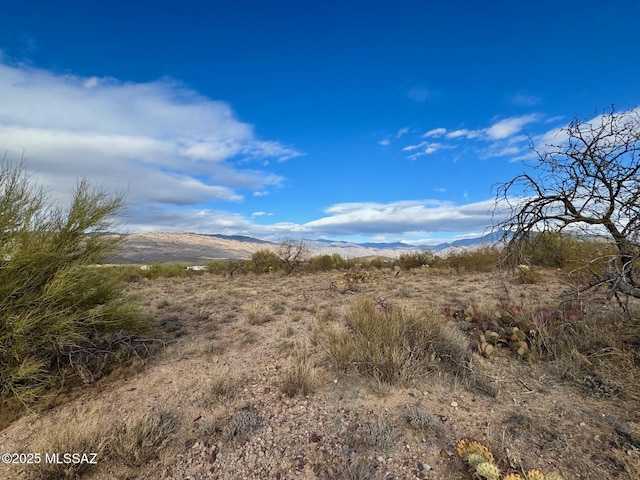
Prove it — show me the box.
[1,265,639,479]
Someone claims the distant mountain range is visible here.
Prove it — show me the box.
[111,230,504,264]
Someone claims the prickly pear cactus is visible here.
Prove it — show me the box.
[456,437,563,480]
[474,461,501,480]
[456,438,495,463]
[526,469,546,480]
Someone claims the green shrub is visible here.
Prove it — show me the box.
[305,253,348,272]
[205,260,229,275]
[444,246,501,272]
[248,249,282,273]
[0,157,147,405]
[506,231,576,268]
[138,262,190,279]
[207,259,251,276]
[396,250,434,270]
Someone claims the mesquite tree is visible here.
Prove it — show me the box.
[495,107,640,303]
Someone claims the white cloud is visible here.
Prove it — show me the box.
[403,142,426,152]
[423,127,446,138]
[119,195,512,243]
[404,142,455,159]
[0,60,303,209]
[378,139,391,146]
[485,114,541,139]
[396,127,411,138]
[401,114,545,162]
[303,198,502,236]
[446,129,482,139]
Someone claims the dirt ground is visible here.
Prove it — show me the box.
[1,267,639,479]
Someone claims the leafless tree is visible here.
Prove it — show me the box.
[277,238,311,274]
[494,106,640,305]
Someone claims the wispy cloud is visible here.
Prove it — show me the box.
[403,114,544,162]
[445,128,482,139]
[0,60,303,207]
[485,114,541,139]
[407,86,432,103]
[396,127,411,138]
[402,141,455,159]
[423,127,446,137]
[509,92,541,107]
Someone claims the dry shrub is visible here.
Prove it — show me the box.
[525,300,640,397]
[348,416,394,451]
[204,366,239,403]
[109,411,176,467]
[244,303,275,325]
[279,345,316,397]
[609,447,640,480]
[223,408,259,441]
[316,296,473,386]
[514,264,543,284]
[404,405,445,438]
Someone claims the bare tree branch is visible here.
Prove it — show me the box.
[494,106,640,304]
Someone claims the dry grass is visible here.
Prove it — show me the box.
[244,302,276,325]
[278,345,317,397]
[109,411,176,467]
[315,296,474,386]
[200,364,240,407]
[24,418,106,480]
[20,408,176,479]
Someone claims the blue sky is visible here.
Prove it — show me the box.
[1,1,638,244]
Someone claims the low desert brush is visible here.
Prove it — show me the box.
[316,296,473,385]
[109,411,176,467]
[279,345,316,397]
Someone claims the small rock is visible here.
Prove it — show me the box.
[309,433,322,443]
[440,448,453,458]
[450,401,458,407]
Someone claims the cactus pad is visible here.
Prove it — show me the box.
[474,461,501,480]
[526,469,546,480]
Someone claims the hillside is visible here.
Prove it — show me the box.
[110,231,501,264]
